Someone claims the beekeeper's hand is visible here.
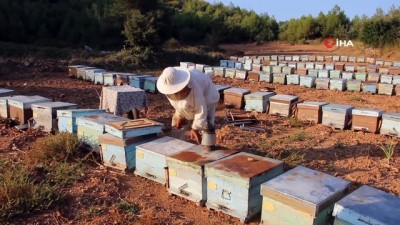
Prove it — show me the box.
[175,118,185,129]
[189,129,201,144]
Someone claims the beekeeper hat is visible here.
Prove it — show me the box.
[157,67,191,95]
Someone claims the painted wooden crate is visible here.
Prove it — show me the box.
[129,75,151,89]
[260,73,273,83]
[330,78,347,91]
[57,109,106,134]
[296,101,328,123]
[287,74,300,85]
[135,136,195,185]
[348,56,356,62]
[0,88,15,97]
[77,113,128,148]
[243,63,252,71]
[292,55,300,61]
[282,66,294,75]
[235,70,247,80]
[300,76,317,88]
[346,80,361,92]
[99,133,157,171]
[167,146,238,206]
[367,65,377,72]
[378,83,394,96]
[366,57,376,64]
[224,88,251,109]
[333,185,400,225]
[362,82,377,94]
[316,55,325,62]
[244,92,275,113]
[352,108,384,133]
[355,72,367,81]
[333,56,340,62]
[316,78,330,90]
[380,74,393,84]
[288,62,297,69]
[252,64,262,71]
[308,69,319,77]
[335,63,345,71]
[143,77,158,93]
[297,68,308,75]
[378,67,389,74]
[315,63,324,70]
[381,112,400,137]
[262,65,273,73]
[340,56,348,62]
[77,67,96,79]
[68,65,86,77]
[345,64,355,72]
[269,94,298,117]
[322,104,354,129]
[308,55,316,61]
[85,69,106,82]
[214,85,231,103]
[393,75,400,85]
[341,72,354,80]
[260,166,350,225]
[330,70,342,79]
[103,72,116,86]
[213,67,225,77]
[356,56,365,63]
[8,95,51,124]
[225,68,236,79]
[318,70,330,78]
[306,62,315,69]
[248,71,261,82]
[32,102,78,133]
[272,66,283,74]
[273,73,287,85]
[220,60,229,67]
[356,65,366,72]
[325,63,335,70]
[205,152,283,223]
[180,62,195,68]
[297,62,306,69]
[104,119,163,139]
[234,62,243,70]
[301,55,309,61]
[388,67,400,75]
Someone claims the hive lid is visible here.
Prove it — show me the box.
[261,166,350,216]
[333,185,400,225]
[102,85,144,93]
[77,67,96,71]
[168,145,238,166]
[7,95,51,108]
[330,78,347,82]
[316,78,330,82]
[322,104,353,112]
[352,108,384,117]
[32,101,78,110]
[98,133,158,147]
[224,87,250,95]
[297,101,328,108]
[77,113,128,125]
[244,92,275,100]
[136,136,195,157]
[132,75,151,80]
[214,85,231,91]
[382,112,400,119]
[106,119,163,130]
[205,152,283,178]
[0,88,14,95]
[57,109,106,117]
[145,77,158,81]
[86,68,106,73]
[269,94,298,103]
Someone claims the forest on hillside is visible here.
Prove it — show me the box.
[0,0,399,51]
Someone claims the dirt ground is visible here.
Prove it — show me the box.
[0,42,399,225]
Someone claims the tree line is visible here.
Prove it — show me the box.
[0,0,398,51]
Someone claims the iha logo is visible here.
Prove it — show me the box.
[324,37,354,48]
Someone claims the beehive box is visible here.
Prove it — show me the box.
[271,55,278,61]
[316,78,330,90]
[340,56,348,62]
[230,56,238,61]
[248,71,260,82]
[393,75,400,85]
[378,83,394,96]
[269,61,278,66]
[244,92,275,113]
[366,57,376,64]
[129,75,152,89]
[297,62,306,69]
[278,55,285,61]
[308,55,316,61]
[180,62,195,68]
[225,68,236,79]
[305,62,315,69]
[269,94,298,117]
[272,66,283,74]
[262,65,273,73]
[315,63,324,70]
[362,82,377,94]
[260,73,273,83]
[333,185,400,225]
[94,72,109,85]
[335,63,345,71]
[378,67,389,74]
[389,67,400,75]
[282,66,294,74]
[105,119,163,139]
[341,72,354,80]
[348,56,356,62]
[330,70,342,79]
[333,56,340,62]
[204,66,213,74]
[224,88,251,109]
[8,95,52,124]
[395,85,400,95]
[351,108,384,133]
[278,62,287,67]
[292,55,300,61]
[85,69,106,82]
[355,72,367,81]
[195,64,208,72]
[300,55,309,61]
[235,70,247,80]
[103,72,116,86]
[346,80,361,92]
[99,133,157,172]
[367,65,377,72]
[0,97,10,118]
[260,166,350,225]
[77,67,96,79]
[77,113,128,148]
[300,76,316,88]
[243,63,252,71]
[220,60,229,67]
[381,112,400,137]
[356,56,365,63]
[296,101,328,123]
[325,56,333,62]
[367,72,380,83]
[68,65,86,77]
[144,77,158,93]
[167,146,238,206]
[57,109,106,134]
[380,74,393,84]
[273,73,287,85]
[394,61,400,67]
[322,104,353,129]
[213,67,225,77]
[115,73,136,86]
[234,62,243,70]
[214,85,231,103]
[206,152,284,223]
[287,74,300,85]
[356,65,366,72]
[345,64,355,72]
[32,102,78,132]
[288,62,297,69]
[308,69,319,77]
[0,88,15,97]
[284,55,292,61]
[318,70,330,78]
[227,60,236,68]
[384,61,393,67]
[297,68,308,75]
[252,64,262,71]
[330,78,346,91]
[325,63,335,70]
[253,58,262,64]
[245,58,253,64]
[135,136,195,185]
[316,55,324,62]
[375,59,384,66]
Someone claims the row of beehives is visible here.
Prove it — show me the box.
[1,88,398,224]
[67,65,159,93]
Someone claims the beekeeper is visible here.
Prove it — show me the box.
[157,67,220,145]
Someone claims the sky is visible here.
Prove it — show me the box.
[205,0,399,22]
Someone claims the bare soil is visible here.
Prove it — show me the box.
[0,42,399,224]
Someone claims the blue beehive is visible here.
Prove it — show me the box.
[282,66,294,74]
[342,72,354,80]
[243,63,252,71]
[273,73,287,85]
[355,72,367,81]
[144,77,158,93]
[346,80,361,92]
[300,76,317,88]
[315,63,324,70]
[330,78,347,91]
[325,63,335,71]
[77,113,128,148]
[356,65,366,72]
[322,104,354,129]
[260,73,273,83]
[227,60,236,68]
[367,72,380,83]
[57,109,106,134]
[297,62,306,69]
[0,88,15,97]
[220,60,229,67]
[244,92,275,113]
[129,75,151,89]
[330,70,342,79]
[308,69,319,77]
[381,112,400,137]
[306,62,315,69]
[333,185,400,225]
[85,69,106,82]
[205,152,284,223]
[345,64,355,72]
[301,55,309,61]
[135,136,195,185]
[378,83,394,95]
[318,70,330,78]
[262,65,272,73]
[316,78,330,90]
[167,146,238,206]
[104,119,163,139]
[393,75,400,85]
[362,82,377,94]
[272,66,283,74]
[99,133,158,172]
[292,55,300,61]
[235,62,243,70]
[32,102,78,133]
[380,74,393,84]
[287,74,300,85]
[260,166,350,225]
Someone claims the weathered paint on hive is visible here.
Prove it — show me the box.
[169,147,238,166]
